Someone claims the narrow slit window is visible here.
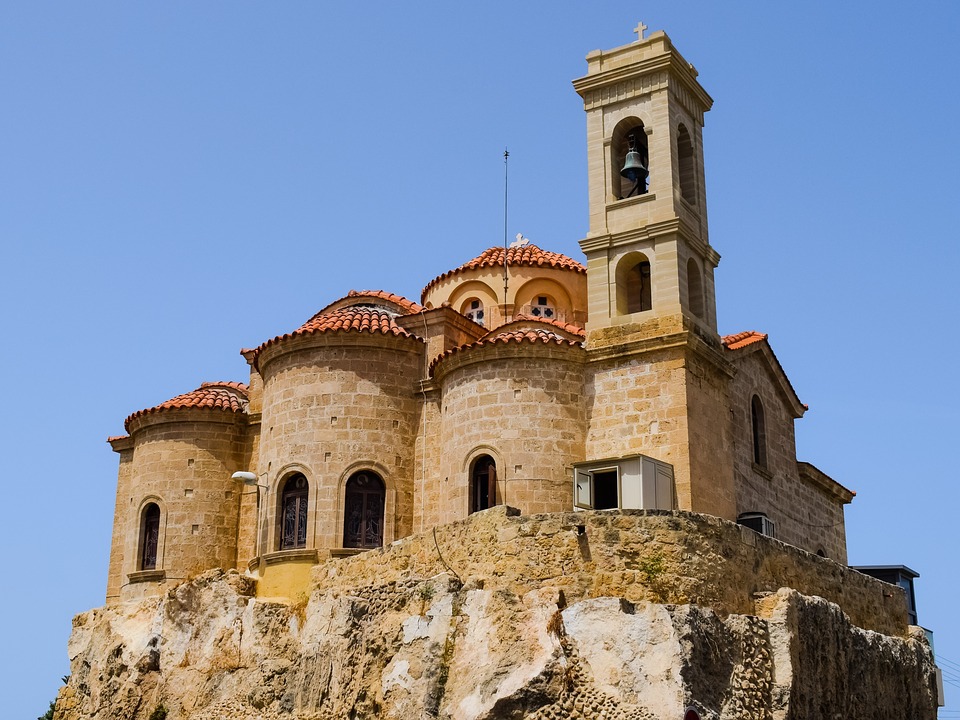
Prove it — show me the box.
[751,395,767,469]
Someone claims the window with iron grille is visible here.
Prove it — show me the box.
[343,471,385,549]
[139,503,160,570]
[279,473,309,550]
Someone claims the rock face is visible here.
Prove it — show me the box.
[56,510,939,719]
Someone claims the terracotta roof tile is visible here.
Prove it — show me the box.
[106,435,129,443]
[721,331,768,351]
[430,328,583,375]
[422,244,586,301]
[253,306,423,365]
[296,307,417,336]
[509,314,585,338]
[315,289,424,317]
[722,331,806,413]
[124,381,249,431]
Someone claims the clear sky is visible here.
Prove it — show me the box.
[2,2,958,717]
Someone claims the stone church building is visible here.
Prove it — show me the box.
[105,29,854,604]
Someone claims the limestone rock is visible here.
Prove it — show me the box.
[56,570,938,720]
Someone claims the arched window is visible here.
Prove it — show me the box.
[612,120,649,199]
[463,298,485,327]
[470,455,497,513]
[139,503,160,571]
[677,124,696,204]
[529,295,555,319]
[751,395,767,469]
[279,473,309,550]
[616,253,652,315]
[343,471,385,549]
[687,257,705,319]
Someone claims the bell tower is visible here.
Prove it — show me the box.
[574,26,719,343]
[574,27,737,521]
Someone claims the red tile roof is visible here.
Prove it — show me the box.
[508,314,585,338]
[430,328,583,375]
[722,331,807,412]
[721,331,767,350]
[296,307,418,336]
[421,244,586,301]
[315,289,424,317]
[253,306,423,365]
[124,381,249,431]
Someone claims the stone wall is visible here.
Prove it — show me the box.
[684,345,736,519]
[728,348,848,561]
[105,439,134,603]
[584,345,691,500]
[431,348,587,524]
[57,511,938,720]
[108,411,247,603]
[255,334,423,553]
[316,507,908,637]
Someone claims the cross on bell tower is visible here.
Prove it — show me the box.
[573,28,719,344]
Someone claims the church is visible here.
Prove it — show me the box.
[104,28,854,604]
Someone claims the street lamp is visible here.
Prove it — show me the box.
[232,471,269,560]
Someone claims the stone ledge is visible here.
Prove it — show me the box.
[262,549,319,566]
[329,548,365,558]
[127,569,166,584]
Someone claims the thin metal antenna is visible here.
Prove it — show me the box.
[503,148,510,313]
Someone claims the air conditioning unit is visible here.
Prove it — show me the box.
[573,454,675,511]
[737,512,776,538]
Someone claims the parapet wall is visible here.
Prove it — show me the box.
[315,506,909,637]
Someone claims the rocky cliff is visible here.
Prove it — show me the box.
[56,510,939,719]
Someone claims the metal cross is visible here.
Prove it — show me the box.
[633,21,647,41]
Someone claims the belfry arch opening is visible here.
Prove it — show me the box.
[343,471,385,549]
[616,252,652,315]
[677,124,696,204]
[612,119,649,199]
[470,455,498,514]
[687,257,705,319]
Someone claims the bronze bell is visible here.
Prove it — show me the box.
[620,136,648,182]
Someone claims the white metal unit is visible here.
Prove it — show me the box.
[573,454,675,511]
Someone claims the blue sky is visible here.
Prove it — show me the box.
[2,2,958,716]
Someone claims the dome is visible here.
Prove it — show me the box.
[124,381,248,432]
[421,244,585,302]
